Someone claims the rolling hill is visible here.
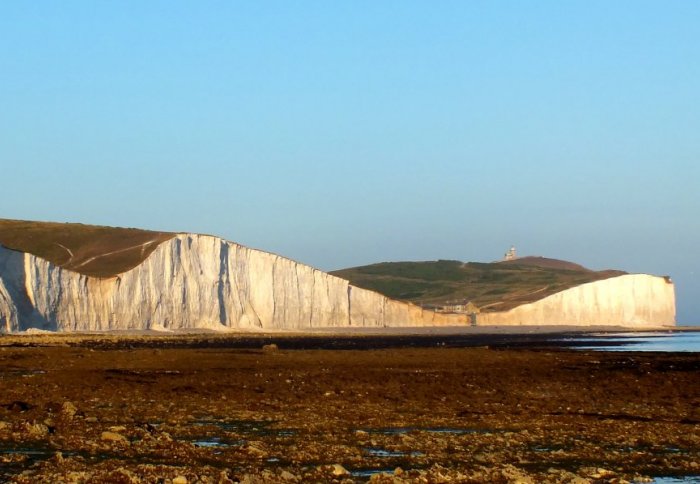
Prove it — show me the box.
[0,218,674,331]
[0,219,174,278]
[330,258,626,312]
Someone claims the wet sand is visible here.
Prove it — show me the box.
[1,332,699,483]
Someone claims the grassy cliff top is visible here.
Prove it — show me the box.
[331,259,626,312]
[0,218,627,309]
[0,219,174,277]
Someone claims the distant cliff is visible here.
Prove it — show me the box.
[0,220,676,332]
[331,257,676,327]
[476,274,675,326]
[330,258,628,311]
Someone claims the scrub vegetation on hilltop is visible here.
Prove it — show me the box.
[0,219,174,278]
[0,219,626,310]
[331,258,625,312]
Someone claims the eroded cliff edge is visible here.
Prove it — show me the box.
[0,233,676,332]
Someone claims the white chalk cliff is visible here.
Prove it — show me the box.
[0,234,464,332]
[0,234,675,332]
[476,274,676,326]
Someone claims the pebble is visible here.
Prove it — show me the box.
[280,470,298,481]
[500,464,535,484]
[331,464,349,476]
[24,422,49,437]
[61,401,78,420]
[218,470,235,484]
[570,478,591,484]
[101,431,129,443]
[245,444,267,458]
[591,467,615,478]
[53,451,64,465]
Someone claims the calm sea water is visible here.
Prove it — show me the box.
[572,331,700,352]
[653,477,700,483]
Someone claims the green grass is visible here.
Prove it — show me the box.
[0,219,174,278]
[0,218,627,311]
[331,259,625,312]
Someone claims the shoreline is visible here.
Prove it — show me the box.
[1,337,698,482]
[1,324,697,351]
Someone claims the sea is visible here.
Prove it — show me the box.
[562,330,700,484]
[654,477,700,483]
[567,330,700,352]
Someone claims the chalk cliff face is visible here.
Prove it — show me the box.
[0,234,463,332]
[476,274,676,326]
[0,233,676,332]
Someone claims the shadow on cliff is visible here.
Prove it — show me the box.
[0,246,56,331]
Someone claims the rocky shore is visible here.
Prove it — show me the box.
[0,333,699,483]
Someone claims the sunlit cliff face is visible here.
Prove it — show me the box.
[0,234,675,333]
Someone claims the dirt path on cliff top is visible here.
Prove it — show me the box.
[0,335,699,483]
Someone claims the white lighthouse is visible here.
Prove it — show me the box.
[503,246,517,261]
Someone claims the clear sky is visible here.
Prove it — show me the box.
[1,2,698,323]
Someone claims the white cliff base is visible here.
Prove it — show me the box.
[0,234,676,332]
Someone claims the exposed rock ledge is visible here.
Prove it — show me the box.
[0,234,675,332]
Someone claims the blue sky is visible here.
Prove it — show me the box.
[1,1,698,323]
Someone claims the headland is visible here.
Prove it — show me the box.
[0,219,676,332]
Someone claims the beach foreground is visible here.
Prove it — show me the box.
[1,333,699,483]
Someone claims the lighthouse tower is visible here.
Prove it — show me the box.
[503,246,517,261]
